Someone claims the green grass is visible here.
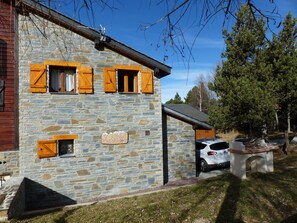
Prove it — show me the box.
[13,151,297,223]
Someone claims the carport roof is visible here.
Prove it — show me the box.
[162,104,213,129]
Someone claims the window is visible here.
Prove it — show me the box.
[118,69,138,93]
[210,142,229,151]
[58,140,74,156]
[30,61,93,94]
[49,66,76,93]
[103,65,153,94]
[37,134,78,158]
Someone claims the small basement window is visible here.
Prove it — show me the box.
[58,140,74,156]
[49,66,76,93]
[118,69,138,93]
[37,134,78,159]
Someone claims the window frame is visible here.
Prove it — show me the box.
[58,139,75,156]
[45,61,80,94]
[48,66,77,93]
[53,134,78,157]
[117,69,139,93]
[115,65,141,94]
[103,65,154,94]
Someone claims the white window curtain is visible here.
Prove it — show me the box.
[65,73,74,92]
[50,67,75,92]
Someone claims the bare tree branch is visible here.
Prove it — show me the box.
[139,0,282,65]
[11,0,283,65]
[141,0,190,30]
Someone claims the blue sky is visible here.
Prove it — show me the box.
[53,0,297,103]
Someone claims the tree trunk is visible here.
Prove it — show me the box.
[287,110,291,133]
[275,111,279,131]
[283,131,289,155]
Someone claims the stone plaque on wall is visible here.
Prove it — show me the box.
[102,131,128,145]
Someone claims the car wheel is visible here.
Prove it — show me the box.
[200,159,209,172]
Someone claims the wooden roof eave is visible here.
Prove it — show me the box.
[17,0,99,40]
[94,38,171,77]
[17,0,171,77]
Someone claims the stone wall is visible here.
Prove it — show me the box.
[17,13,164,209]
[0,177,25,221]
[0,151,19,177]
[165,115,196,181]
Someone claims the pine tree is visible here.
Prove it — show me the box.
[165,92,184,104]
[269,13,297,132]
[209,4,276,136]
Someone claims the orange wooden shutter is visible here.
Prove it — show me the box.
[141,70,153,93]
[103,68,116,93]
[30,64,47,93]
[78,66,93,94]
[37,139,57,158]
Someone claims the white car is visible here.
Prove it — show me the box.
[196,138,230,172]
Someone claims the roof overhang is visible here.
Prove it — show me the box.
[163,105,213,130]
[17,0,171,77]
[94,38,171,77]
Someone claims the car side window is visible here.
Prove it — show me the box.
[196,142,207,150]
[210,142,229,150]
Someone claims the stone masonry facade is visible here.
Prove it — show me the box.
[18,13,164,209]
[166,116,196,181]
[0,151,19,177]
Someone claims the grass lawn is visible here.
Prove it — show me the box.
[13,150,297,223]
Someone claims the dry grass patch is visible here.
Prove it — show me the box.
[216,130,241,142]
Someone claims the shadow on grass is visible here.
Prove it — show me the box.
[13,207,82,223]
[52,207,81,223]
[170,173,235,222]
[248,153,297,221]
[215,174,243,223]
[176,181,224,221]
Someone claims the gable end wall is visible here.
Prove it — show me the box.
[18,13,163,209]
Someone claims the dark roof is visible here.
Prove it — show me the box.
[162,104,212,129]
[18,0,171,77]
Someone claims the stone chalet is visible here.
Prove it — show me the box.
[0,0,213,219]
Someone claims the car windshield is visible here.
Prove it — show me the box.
[209,142,229,150]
